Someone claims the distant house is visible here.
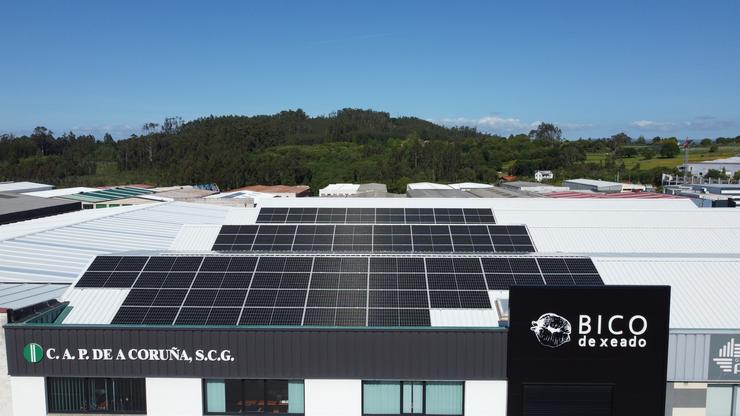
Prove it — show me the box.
[534,170,554,182]
[233,185,309,198]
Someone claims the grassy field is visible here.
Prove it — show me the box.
[586,145,740,170]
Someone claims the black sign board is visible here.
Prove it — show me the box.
[507,285,670,416]
[5,326,507,380]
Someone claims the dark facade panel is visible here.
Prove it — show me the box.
[5,326,507,380]
[0,199,81,225]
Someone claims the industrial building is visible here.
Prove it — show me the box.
[680,156,740,178]
[0,193,81,225]
[563,178,624,193]
[1,198,739,416]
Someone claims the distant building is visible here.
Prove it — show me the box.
[501,181,569,193]
[319,183,360,197]
[22,187,98,198]
[564,178,623,193]
[0,181,53,194]
[232,185,310,198]
[663,184,738,208]
[58,186,156,209]
[406,182,454,191]
[320,183,391,197]
[449,182,494,190]
[680,156,740,178]
[406,189,474,198]
[0,192,80,225]
[533,170,553,182]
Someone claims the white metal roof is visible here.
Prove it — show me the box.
[0,181,53,193]
[406,182,453,190]
[0,202,229,283]
[320,183,360,194]
[206,190,277,199]
[60,288,130,324]
[594,257,740,329]
[170,224,221,251]
[449,183,493,190]
[564,178,623,187]
[0,283,69,309]
[255,197,699,210]
[21,187,98,198]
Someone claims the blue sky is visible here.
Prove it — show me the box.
[1,0,738,139]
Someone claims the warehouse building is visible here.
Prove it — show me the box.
[1,198,740,416]
[563,178,624,193]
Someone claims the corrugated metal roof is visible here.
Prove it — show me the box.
[0,202,229,283]
[21,187,99,198]
[0,181,53,193]
[530,227,740,254]
[170,224,221,251]
[0,283,68,309]
[594,258,740,329]
[61,288,130,324]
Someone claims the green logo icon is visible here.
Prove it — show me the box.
[23,343,43,363]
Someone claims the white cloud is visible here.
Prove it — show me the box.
[438,115,591,134]
[630,116,737,132]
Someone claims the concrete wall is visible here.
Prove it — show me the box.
[9,376,45,416]
[465,380,507,416]
[145,378,203,416]
[305,379,362,416]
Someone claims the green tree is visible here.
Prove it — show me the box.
[705,169,723,179]
[640,147,656,160]
[528,123,562,143]
[700,138,713,147]
[659,141,680,158]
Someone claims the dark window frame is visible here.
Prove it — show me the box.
[45,377,147,414]
[202,379,305,415]
[361,380,465,416]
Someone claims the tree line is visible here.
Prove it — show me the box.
[1,109,739,193]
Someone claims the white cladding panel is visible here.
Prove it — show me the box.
[465,380,507,416]
[9,377,45,416]
[430,309,499,327]
[305,379,362,416]
[146,378,203,416]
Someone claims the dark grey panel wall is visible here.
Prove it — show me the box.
[5,326,507,380]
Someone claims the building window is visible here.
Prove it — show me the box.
[46,377,146,414]
[706,385,740,416]
[362,381,464,415]
[203,379,304,415]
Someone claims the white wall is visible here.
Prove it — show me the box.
[465,380,507,416]
[305,379,362,416]
[10,377,45,416]
[146,378,202,416]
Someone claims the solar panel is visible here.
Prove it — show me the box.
[91,255,604,327]
[256,207,496,224]
[213,224,534,253]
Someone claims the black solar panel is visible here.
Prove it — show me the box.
[89,255,603,327]
[213,224,533,253]
[256,207,496,224]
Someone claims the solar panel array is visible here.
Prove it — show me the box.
[76,255,603,327]
[256,208,496,224]
[212,224,534,253]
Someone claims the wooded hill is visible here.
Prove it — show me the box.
[2,109,739,193]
